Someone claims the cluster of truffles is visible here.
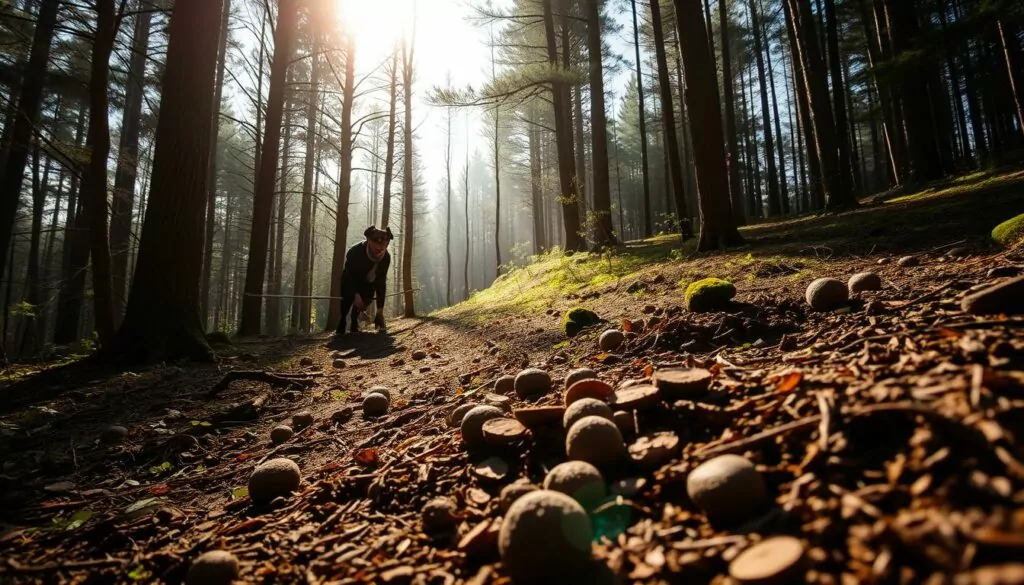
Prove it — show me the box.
[805,271,883,311]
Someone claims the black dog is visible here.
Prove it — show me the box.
[336,226,393,335]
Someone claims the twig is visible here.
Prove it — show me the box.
[927,239,968,253]
[838,319,1024,353]
[3,557,127,573]
[207,370,316,398]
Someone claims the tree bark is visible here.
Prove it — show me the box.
[238,0,297,337]
[402,36,415,317]
[998,20,1024,141]
[381,52,398,228]
[823,0,854,201]
[110,0,223,362]
[718,0,745,226]
[326,37,355,331]
[19,144,47,355]
[762,0,790,214]
[293,35,319,332]
[445,106,454,304]
[650,0,692,238]
[53,107,87,346]
[631,0,653,237]
[584,0,615,248]
[0,0,58,285]
[672,0,743,251]
[541,0,585,252]
[749,0,782,217]
[80,0,119,348]
[267,70,293,337]
[110,3,152,323]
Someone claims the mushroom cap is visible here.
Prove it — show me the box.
[565,415,627,468]
[248,458,301,504]
[498,490,593,584]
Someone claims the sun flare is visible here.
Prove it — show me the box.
[335,0,416,66]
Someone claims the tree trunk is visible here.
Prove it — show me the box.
[998,20,1024,141]
[53,107,87,346]
[327,37,355,331]
[293,36,319,333]
[763,0,790,214]
[718,0,745,226]
[238,0,297,337]
[0,0,58,285]
[110,3,151,323]
[381,52,398,228]
[584,0,615,248]
[402,37,415,318]
[749,0,782,217]
[631,0,653,237]
[267,70,293,337]
[445,106,454,304]
[463,116,470,299]
[541,0,585,252]
[110,0,223,362]
[823,0,854,202]
[650,0,692,238]
[80,0,118,348]
[19,144,47,356]
[201,0,231,330]
[672,0,743,251]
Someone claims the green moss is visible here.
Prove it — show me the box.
[683,278,736,312]
[992,213,1024,248]
[561,307,600,337]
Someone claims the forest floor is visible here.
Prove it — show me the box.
[1,168,1023,584]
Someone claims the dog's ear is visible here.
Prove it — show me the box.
[386,227,394,240]
[364,226,376,237]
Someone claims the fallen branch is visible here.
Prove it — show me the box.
[207,370,317,398]
[3,557,127,573]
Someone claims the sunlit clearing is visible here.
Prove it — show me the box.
[335,0,416,65]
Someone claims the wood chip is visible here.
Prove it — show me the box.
[653,368,713,398]
[481,417,530,447]
[611,384,662,410]
[628,432,681,469]
[728,536,806,584]
[458,519,499,557]
[564,378,614,406]
[471,457,508,481]
[513,406,564,428]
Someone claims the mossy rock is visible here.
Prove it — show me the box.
[992,213,1024,248]
[561,307,600,337]
[683,278,736,312]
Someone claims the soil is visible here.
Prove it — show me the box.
[1,174,1023,584]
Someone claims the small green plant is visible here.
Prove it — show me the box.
[149,461,173,475]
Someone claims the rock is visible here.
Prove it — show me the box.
[847,271,882,293]
[988,266,1022,278]
[563,398,615,430]
[992,212,1024,248]
[513,406,565,429]
[805,277,849,311]
[945,246,971,257]
[514,368,552,399]
[366,386,391,401]
[611,384,662,411]
[362,393,390,417]
[460,405,505,448]
[421,497,459,534]
[628,432,681,469]
[494,375,516,394]
[612,410,636,435]
[564,378,613,406]
[961,276,1024,315]
[543,461,606,508]
[500,480,539,512]
[646,315,662,329]
[447,403,477,428]
[686,454,768,524]
[299,356,314,367]
[729,536,806,585]
[564,368,598,389]
[248,458,301,504]
[684,278,736,312]
[561,307,601,337]
[642,304,657,314]
[482,393,513,413]
[565,416,628,468]
[100,425,129,444]
[472,456,509,481]
[332,358,346,369]
[598,329,625,352]
[653,368,712,400]
[897,255,920,267]
[412,349,428,360]
[185,550,240,585]
[498,490,593,584]
[292,411,314,429]
[876,257,891,265]
[269,425,294,445]
[481,417,530,447]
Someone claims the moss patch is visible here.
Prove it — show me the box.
[684,278,736,312]
[992,213,1024,248]
[561,307,600,337]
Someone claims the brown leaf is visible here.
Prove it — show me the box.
[775,370,803,393]
[224,517,266,535]
[622,319,634,333]
[643,363,654,378]
[354,448,379,466]
[149,484,171,496]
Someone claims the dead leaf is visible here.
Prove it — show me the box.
[643,363,654,378]
[775,370,803,393]
[224,517,266,535]
[354,448,379,466]
[937,327,964,339]
[149,484,171,496]
[622,319,634,333]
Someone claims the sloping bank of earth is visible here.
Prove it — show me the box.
[1,240,1023,584]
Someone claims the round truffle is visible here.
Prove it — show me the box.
[598,329,625,352]
[514,368,552,399]
[805,277,849,311]
[565,416,627,468]
[291,411,314,429]
[447,402,477,428]
[847,272,882,293]
[686,454,768,524]
[362,393,389,417]
[101,425,129,444]
[563,398,614,430]
[248,458,301,504]
[269,425,294,445]
[543,461,606,508]
[421,497,459,534]
[494,375,516,394]
[498,490,593,584]
[500,480,539,513]
[366,386,391,401]
[897,255,920,267]
[460,405,505,448]
[564,368,598,389]
[185,550,240,585]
